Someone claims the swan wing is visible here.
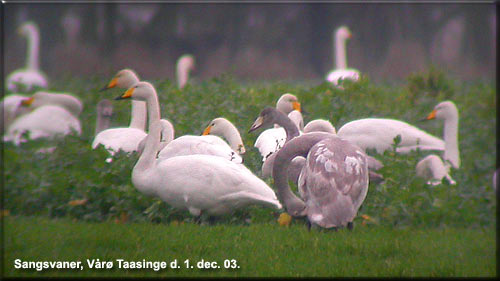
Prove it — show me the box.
[158,135,242,163]
[149,155,281,215]
[338,118,445,154]
[92,127,147,154]
[254,127,286,161]
[300,138,369,228]
[6,105,80,144]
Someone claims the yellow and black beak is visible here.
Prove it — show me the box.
[100,77,118,92]
[115,87,134,100]
[426,109,437,120]
[20,97,34,107]
[292,101,301,112]
[248,116,264,133]
[202,125,212,135]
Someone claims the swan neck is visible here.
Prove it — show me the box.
[134,122,161,175]
[335,33,347,69]
[176,64,189,88]
[146,91,161,132]
[26,28,40,70]
[95,112,111,135]
[443,114,460,168]
[275,112,300,142]
[273,133,331,214]
[224,125,244,152]
[129,100,147,131]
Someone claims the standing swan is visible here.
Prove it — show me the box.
[7,21,48,92]
[176,54,195,89]
[92,69,147,159]
[416,101,460,185]
[121,101,282,218]
[273,132,369,229]
[325,26,360,87]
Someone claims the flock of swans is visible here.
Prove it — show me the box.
[3,21,464,230]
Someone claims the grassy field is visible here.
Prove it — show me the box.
[2,68,497,277]
[3,216,496,277]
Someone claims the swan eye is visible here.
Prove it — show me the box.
[211,123,215,127]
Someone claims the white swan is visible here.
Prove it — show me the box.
[125,107,282,218]
[202,117,246,154]
[176,54,195,89]
[116,82,243,164]
[415,101,460,185]
[273,132,369,229]
[325,26,360,87]
[303,119,336,134]
[254,93,302,161]
[5,92,82,145]
[337,118,445,154]
[6,21,48,92]
[92,69,147,159]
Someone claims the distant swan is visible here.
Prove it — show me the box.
[325,26,360,87]
[5,92,82,145]
[6,21,48,92]
[176,54,195,89]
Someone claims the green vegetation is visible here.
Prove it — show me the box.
[3,216,496,277]
[2,69,496,277]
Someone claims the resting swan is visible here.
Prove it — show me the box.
[1,94,29,134]
[416,101,460,185]
[325,26,360,87]
[5,92,82,145]
[176,54,195,89]
[125,112,282,218]
[116,82,244,164]
[337,118,445,154]
[273,132,369,229]
[6,21,48,92]
[92,69,147,160]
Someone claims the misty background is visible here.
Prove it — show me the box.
[3,3,496,83]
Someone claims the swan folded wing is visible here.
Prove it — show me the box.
[158,135,242,163]
[301,138,369,227]
[92,127,147,153]
[153,155,279,215]
[254,127,286,161]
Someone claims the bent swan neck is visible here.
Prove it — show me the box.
[443,114,460,168]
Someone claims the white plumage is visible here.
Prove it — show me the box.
[337,118,445,154]
[6,22,48,92]
[325,26,360,87]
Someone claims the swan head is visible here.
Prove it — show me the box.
[177,54,196,72]
[303,119,336,134]
[101,69,140,91]
[426,101,458,121]
[203,117,246,154]
[97,99,113,118]
[18,21,39,38]
[276,93,301,114]
[336,26,352,40]
[249,107,281,133]
[116,81,156,103]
